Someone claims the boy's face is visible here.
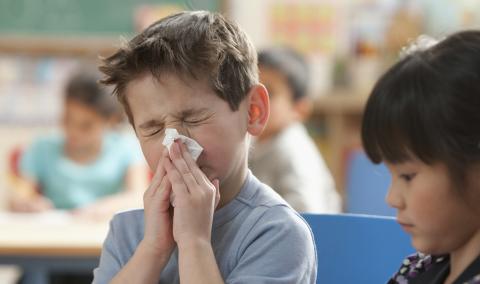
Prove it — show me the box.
[258,66,299,141]
[125,73,250,189]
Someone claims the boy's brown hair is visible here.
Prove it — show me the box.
[99,11,259,126]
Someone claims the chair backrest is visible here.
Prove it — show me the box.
[302,213,415,284]
[345,149,395,216]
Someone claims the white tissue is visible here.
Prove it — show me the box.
[162,128,203,161]
[162,128,203,207]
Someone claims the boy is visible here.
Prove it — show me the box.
[93,11,317,284]
[250,47,340,213]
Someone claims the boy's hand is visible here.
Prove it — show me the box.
[141,148,175,257]
[165,140,220,248]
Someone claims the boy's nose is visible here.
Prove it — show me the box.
[175,126,192,138]
[164,126,195,142]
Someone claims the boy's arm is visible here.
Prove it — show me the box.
[94,149,176,283]
[109,240,172,284]
[178,240,224,284]
[165,141,224,284]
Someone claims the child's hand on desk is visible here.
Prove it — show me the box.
[165,141,220,248]
[72,203,114,222]
[140,148,175,258]
[9,194,53,212]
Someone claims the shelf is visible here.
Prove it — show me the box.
[313,90,368,115]
[0,35,122,57]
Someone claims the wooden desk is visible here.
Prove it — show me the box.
[0,211,109,284]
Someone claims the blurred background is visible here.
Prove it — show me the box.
[0,0,479,283]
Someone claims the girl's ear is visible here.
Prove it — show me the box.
[247,84,270,136]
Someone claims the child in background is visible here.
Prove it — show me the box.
[93,11,316,283]
[10,69,148,219]
[250,47,341,213]
[361,31,480,283]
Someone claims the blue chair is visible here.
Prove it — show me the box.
[302,213,415,284]
[345,150,395,216]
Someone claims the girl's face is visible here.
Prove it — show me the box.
[62,99,110,152]
[386,159,480,255]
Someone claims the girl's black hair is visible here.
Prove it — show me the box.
[65,69,121,119]
[362,30,480,186]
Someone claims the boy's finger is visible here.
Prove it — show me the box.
[214,179,221,209]
[165,158,190,196]
[171,141,198,186]
[179,142,205,186]
[149,148,169,188]
[170,191,176,207]
[154,178,172,211]
[194,166,215,194]
[158,176,172,201]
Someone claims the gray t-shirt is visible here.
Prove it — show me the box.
[93,172,317,283]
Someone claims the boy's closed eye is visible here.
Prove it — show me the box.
[180,112,214,127]
[139,123,165,137]
[138,117,166,138]
[145,127,164,137]
[183,117,208,126]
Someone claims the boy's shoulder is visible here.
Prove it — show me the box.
[219,173,315,245]
[108,208,145,259]
[111,208,145,232]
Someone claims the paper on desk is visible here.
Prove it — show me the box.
[0,210,73,225]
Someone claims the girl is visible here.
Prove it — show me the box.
[10,69,148,219]
[362,31,480,283]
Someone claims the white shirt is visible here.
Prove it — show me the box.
[250,122,341,213]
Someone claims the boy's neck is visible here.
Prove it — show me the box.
[445,229,480,284]
[216,161,248,209]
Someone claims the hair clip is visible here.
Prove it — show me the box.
[399,35,439,59]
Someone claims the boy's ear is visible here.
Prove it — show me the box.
[247,84,270,136]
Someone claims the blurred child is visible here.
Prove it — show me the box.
[249,47,341,213]
[10,69,148,219]
[93,11,317,283]
[361,31,480,283]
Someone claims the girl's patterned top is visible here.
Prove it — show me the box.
[388,252,480,284]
